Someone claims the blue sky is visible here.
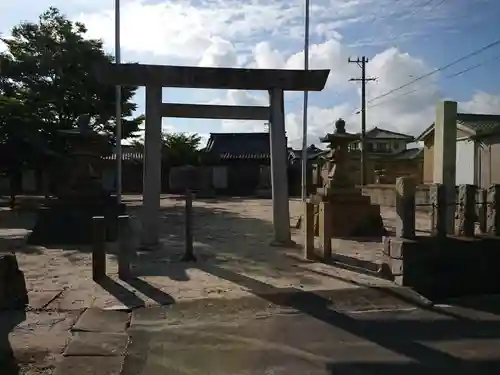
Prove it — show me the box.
[1,0,499,147]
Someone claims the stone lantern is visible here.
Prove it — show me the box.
[310,118,385,237]
[27,115,127,245]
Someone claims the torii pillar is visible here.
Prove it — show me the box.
[95,64,330,248]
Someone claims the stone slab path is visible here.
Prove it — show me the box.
[121,292,500,375]
[55,309,131,375]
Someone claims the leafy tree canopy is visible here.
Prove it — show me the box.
[0,7,143,156]
[131,132,203,167]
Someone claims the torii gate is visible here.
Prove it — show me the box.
[95,63,330,248]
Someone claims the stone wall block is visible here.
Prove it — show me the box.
[395,177,416,239]
[429,183,447,237]
[486,184,500,236]
[457,184,476,237]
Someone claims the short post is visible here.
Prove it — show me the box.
[457,184,476,237]
[430,183,447,237]
[318,201,332,261]
[478,188,487,234]
[117,214,132,280]
[486,184,500,236]
[182,189,196,262]
[303,200,315,260]
[92,216,106,280]
[395,177,415,239]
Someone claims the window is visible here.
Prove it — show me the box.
[366,143,374,152]
[393,142,399,151]
[377,142,389,152]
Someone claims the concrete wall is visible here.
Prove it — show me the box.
[478,135,500,188]
[423,135,434,183]
[384,236,500,299]
[362,184,432,211]
[422,128,473,184]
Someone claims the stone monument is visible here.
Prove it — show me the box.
[310,118,386,237]
[27,115,126,245]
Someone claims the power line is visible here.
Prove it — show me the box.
[364,53,500,111]
[348,56,377,186]
[366,37,500,105]
[404,0,444,21]
[375,0,448,47]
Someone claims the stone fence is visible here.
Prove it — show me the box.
[383,178,500,298]
[362,184,432,210]
[362,183,485,212]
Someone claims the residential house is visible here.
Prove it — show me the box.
[347,127,424,184]
[287,144,329,196]
[416,113,500,187]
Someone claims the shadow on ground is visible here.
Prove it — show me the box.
[128,202,322,287]
[0,310,26,375]
[195,263,500,374]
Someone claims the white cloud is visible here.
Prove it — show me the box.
[198,37,238,67]
[2,0,497,151]
[209,90,269,133]
[459,91,500,114]
[78,0,304,61]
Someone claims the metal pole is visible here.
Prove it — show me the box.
[115,0,123,203]
[360,57,367,186]
[301,0,310,201]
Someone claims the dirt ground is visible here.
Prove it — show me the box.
[1,196,433,310]
[0,196,435,374]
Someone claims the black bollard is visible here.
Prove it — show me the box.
[117,214,132,280]
[92,216,106,280]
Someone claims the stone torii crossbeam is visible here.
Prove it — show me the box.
[95,63,330,248]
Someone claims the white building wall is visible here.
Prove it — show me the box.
[455,138,475,185]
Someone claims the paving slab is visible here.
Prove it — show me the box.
[73,308,130,333]
[122,302,500,375]
[54,356,124,375]
[64,332,129,357]
[129,286,429,331]
[27,290,63,310]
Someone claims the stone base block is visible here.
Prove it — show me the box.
[312,192,386,238]
[0,253,28,310]
[27,197,127,246]
[384,235,500,298]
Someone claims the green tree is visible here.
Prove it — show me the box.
[131,132,202,166]
[0,7,142,150]
[162,132,202,166]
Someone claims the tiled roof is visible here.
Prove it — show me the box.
[416,113,500,141]
[204,132,271,160]
[288,144,327,161]
[347,147,423,160]
[391,147,423,160]
[456,113,500,137]
[355,127,414,141]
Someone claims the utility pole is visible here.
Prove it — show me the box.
[348,56,376,186]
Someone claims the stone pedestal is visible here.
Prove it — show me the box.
[310,189,385,238]
[312,118,385,238]
[28,196,126,245]
[0,253,28,310]
[27,121,127,246]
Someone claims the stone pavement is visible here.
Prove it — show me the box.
[2,197,434,311]
[0,197,437,373]
[51,289,500,375]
